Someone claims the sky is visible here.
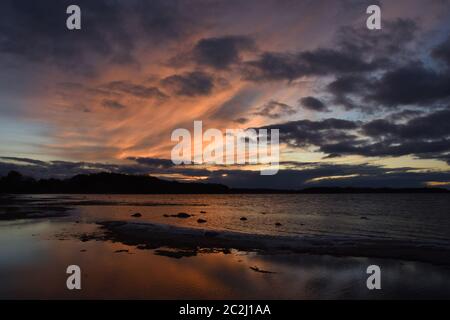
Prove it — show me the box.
[1,0,450,189]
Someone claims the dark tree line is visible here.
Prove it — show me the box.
[0,171,229,194]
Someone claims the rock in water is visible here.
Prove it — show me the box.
[249,266,276,274]
[164,212,192,218]
[175,212,191,218]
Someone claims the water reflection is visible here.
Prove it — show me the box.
[1,219,450,299]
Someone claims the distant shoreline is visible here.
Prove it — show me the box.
[2,189,449,195]
[229,187,450,194]
[1,171,449,194]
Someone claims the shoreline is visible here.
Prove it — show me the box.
[93,220,450,266]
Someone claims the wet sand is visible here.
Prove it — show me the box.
[94,220,450,266]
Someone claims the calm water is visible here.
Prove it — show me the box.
[1,194,450,299]
[25,193,450,242]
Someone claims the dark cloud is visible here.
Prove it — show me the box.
[326,75,370,110]
[193,35,255,69]
[101,81,167,99]
[326,63,450,111]
[239,18,450,113]
[361,119,399,138]
[0,0,135,75]
[0,0,204,76]
[253,100,296,119]
[320,138,450,159]
[161,71,214,96]
[126,157,175,169]
[363,109,450,140]
[327,75,366,96]
[366,63,450,107]
[259,108,450,161]
[260,118,359,147]
[336,18,417,59]
[242,49,376,81]
[242,19,415,82]
[102,99,126,110]
[300,96,329,112]
[136,0,195,41]
[432,35,450,67]
[325,26,450,111]
[233,117,249,124]
[242,52,300,81]
[300,48,378,75]
[242,46,383,81]
[387,109,424,121]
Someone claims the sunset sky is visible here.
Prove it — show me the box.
[1,0,450,189]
